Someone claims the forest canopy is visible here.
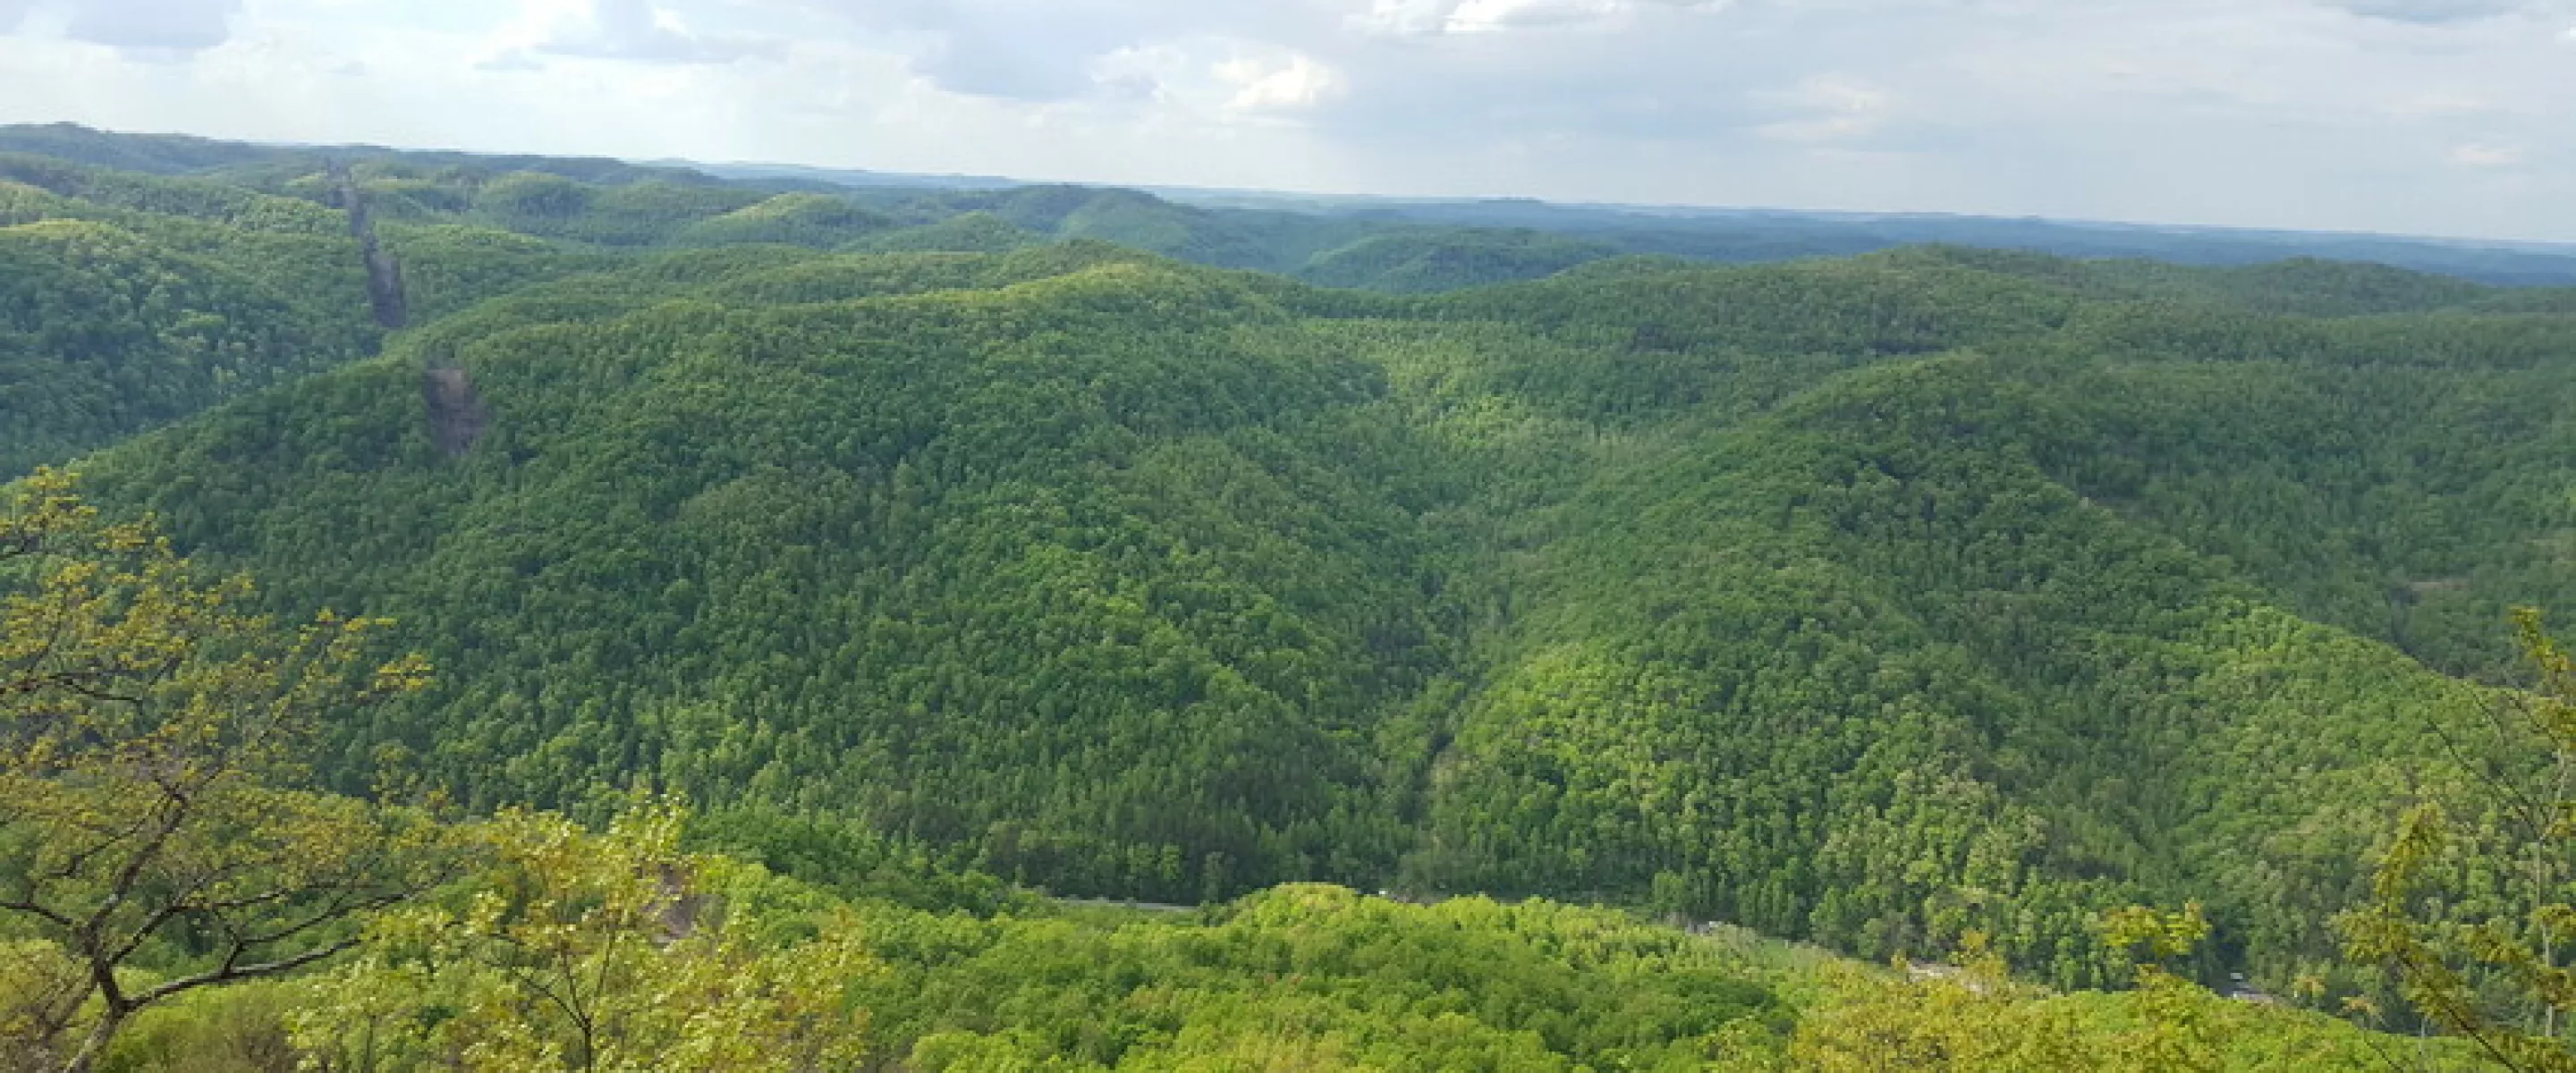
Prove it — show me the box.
[6,125,2576,1069]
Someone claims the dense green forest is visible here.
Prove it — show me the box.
[10,127,2576,1069]
[0,471,2504,1068]
[0,156,383,472]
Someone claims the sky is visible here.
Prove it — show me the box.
[2,0,2572,241]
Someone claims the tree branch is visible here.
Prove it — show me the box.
[0,895,75,930]
[131,937,363,1009]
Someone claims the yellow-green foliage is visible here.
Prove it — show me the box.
[2338,610,2576,1073]
[290,799,872,1073]
[1779,910,2479,1072]
[1784,959,2485,1072]
[1,471,444,1071]
[60,871,2498,1073]
[852,883,1781,1071]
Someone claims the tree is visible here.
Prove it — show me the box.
[2097,903,2223,1073]
[291,798,875,1073]
[0,469,445,1073]
[2340,608,2576,1072]
[1787,931,2097,1071]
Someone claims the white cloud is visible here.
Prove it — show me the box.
[2450,140,2524,165]
[2385,89,2498,117]
[774,0,1299,100]
[1444,0,1626,33]
[2326,0,2528,24]
[1,0,243,55]
[1755,73,1889,143]
[1088,39,1343,117]
[1353,0,1724,36]
[1219,51,1341,110]
[476,48,545,72]
[521,0,776,64]
[1350,0,1449,34]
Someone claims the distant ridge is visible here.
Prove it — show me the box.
[11,121,2576,285]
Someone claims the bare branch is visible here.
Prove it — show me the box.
[131,937,366,1009]
[0,895,76,930]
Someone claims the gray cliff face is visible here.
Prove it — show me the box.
[421,365,487,456]
[327,160,477,456]
[328,159,409,329]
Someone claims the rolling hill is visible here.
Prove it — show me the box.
[21,234,2560,1003]
[6,129,2576,1027]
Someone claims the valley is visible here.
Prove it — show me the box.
[4,125,2572,1070]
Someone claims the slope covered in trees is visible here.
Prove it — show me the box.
[4,472,2502,1071]
[24,224,2560,1006]
[0,157,384,473]
[1297,228,1622,293]
[13,133,2576,1065]
[1307,196,2576,286]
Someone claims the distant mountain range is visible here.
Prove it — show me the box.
[10,120,2576,286]
[682,155,2576,286]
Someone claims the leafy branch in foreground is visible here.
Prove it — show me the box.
[2341,608,2576,1073]
[292,798,875,1073]
[1786,907,2229,1072]
[0,469,447,1073]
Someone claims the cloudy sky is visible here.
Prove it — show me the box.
[2,0,2572,241]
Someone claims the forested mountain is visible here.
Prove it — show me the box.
[0,121,720,189]
[9,128,2576,1068]
[692,151,2576,286]
[30,223,2571,984]
[0,156,383,472]
[3,477,2504,1073]
[1268,197,2576,287]
[19,121,2576,291]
